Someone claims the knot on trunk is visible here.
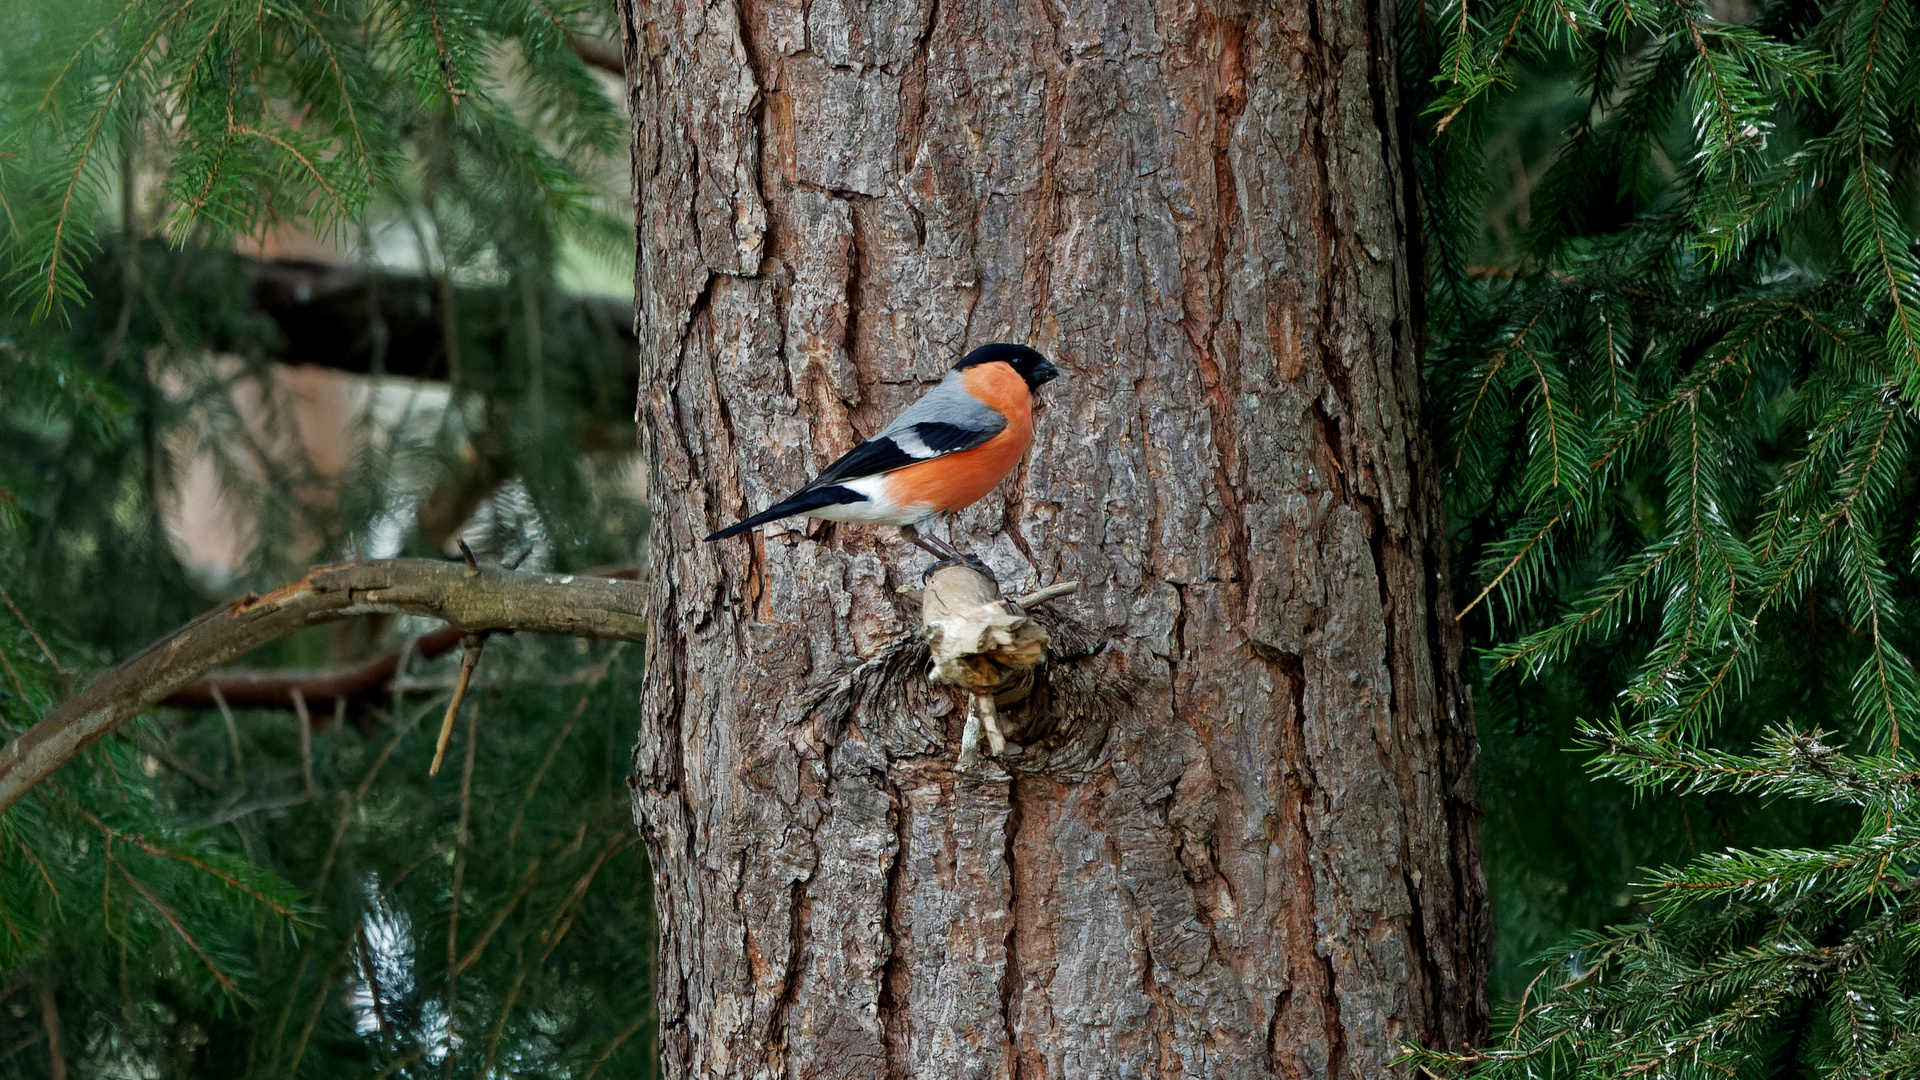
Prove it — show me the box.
[914,565,1078,769]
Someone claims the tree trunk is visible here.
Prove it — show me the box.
[618,0,1487,1075]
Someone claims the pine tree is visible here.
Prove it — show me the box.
[1401,0,1920,1073]
[1,1,655,1075]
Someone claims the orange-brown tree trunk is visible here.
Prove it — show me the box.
[618,0,1487,1074]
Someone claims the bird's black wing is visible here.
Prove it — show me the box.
[806,420,999,489]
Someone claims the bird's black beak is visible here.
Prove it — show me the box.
[1032,359,1060,386]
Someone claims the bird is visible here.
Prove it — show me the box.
[705,342,1060,560]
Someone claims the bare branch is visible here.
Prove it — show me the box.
[453,857,543,976]
[506,677,599,856]
[445,696,481,1043]
[583,1014,648,1080]
[166,624,466,716]
[0,559,645,815]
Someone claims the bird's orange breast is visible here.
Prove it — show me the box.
[884,363,1034,514]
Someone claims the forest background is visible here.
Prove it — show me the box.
[1,0,1918,1076]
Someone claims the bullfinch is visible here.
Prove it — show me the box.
[704,342,1059,558]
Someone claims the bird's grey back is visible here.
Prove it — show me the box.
[880,369,1006,438]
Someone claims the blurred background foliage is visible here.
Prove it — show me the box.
[0,0,653,1076]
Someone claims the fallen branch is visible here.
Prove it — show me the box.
[0,559,646,816]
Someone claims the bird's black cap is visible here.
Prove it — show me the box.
[954,342,1060,391]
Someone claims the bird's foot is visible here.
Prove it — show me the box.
[902,524,995,584]
[922,551,997,585]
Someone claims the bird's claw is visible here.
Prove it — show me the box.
[923,552,997,585]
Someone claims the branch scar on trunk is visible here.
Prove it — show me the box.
[910,564,1078,769]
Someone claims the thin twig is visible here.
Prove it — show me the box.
[115,864,238,993]
[291,688,315,795]
[0,584,67,691]
[539,834,632,964]
[443,696,481,1069]
[357,926,393,1036]
[227,127,347,218]
[37,979,64,1080]
[582,1015,649,1080]
[289,16,373,184]
[1454,309,1548,467]
[36,1,184,316]
[69,801,298,917]
[135,733,220,792]
[392,634,418,715]
[0,647,27,702]
[1013,580,1081,609]
[453,859,543,976]
[0,1034,44,1068]
[170,624,466,713]
[531,0,625,75]
[481,961,531,1074]
[376,841,451,901]
[506,677,602,857]
[102,833,113,932]
[1457,509,1567,621]
[287,917,361,1076]
[210,683,244,775]
[423,0,467,100]
[33,0,141,112]
[15,839,58,900]
[316,726,409,892]
[268,945,315,1060]
[429,634,486,776]
[204,791,310,828]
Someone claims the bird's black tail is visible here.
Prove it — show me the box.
[704,502,796,542]
[703,485,868,541]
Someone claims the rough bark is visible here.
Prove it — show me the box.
[621,0,1487,1075]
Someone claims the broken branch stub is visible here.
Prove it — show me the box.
[916,565,1078,769]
